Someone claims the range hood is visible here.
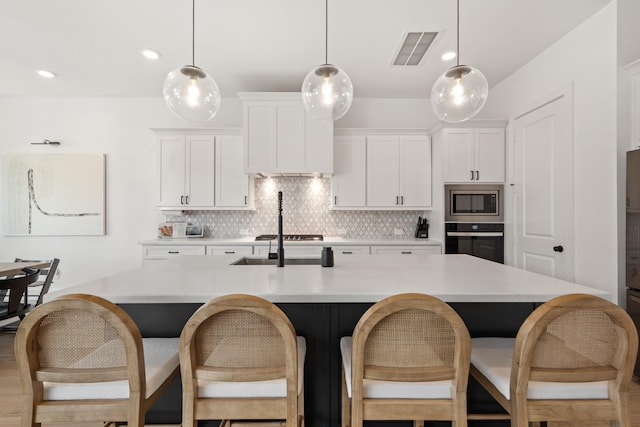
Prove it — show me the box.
[239,92,333,176]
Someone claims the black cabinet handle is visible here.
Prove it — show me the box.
[185,195,189,204]
[244,196,248,205]
[476,170,480,180]
[401,195,404,205]
[401,251,412,254]
[342,251,353,255]
[396,196,399,205]
[334,196,337,205]
[470,170,474,180]
[168,251,179,254]
[180,195,184,205]
[553,245,564,253]
[224,251,235,254]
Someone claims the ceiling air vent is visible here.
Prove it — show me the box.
[392,31,438,66]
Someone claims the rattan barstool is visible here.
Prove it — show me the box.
[470,293,639,427]
[179,294,305,427]
[341,293,471,427]
[14,293,180,426]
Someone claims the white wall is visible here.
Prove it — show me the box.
[479,3,619,301]
[0,96,430,290]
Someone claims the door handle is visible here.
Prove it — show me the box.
[553,245,564,253]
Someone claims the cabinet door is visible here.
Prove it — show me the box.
[216,135,250,208]
[305,114,333,173]
[332,135,366,207]
[399,136,431,207]
[275,104,305,171]
[442,128,475,182]
[207,246,253,256]
[186,136,216,207]
[474,128,505,182]
[158,136,187,207]
[244,104,274,173]
[371,245,441,255]
[143,245,206,260]
[367,136,400,207]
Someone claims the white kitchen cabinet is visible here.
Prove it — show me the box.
[158,135,215,208]
[333,246,370,255]
[442,128,505,183]
[367,135,432,208]
[239,92,333,175]
[155,130,254,210]
[370,245,441,255]
[206,246,253,256]
[143,245,206,261]
[215,135,253,208]
[254,245,321,257]
[331,135,367,207]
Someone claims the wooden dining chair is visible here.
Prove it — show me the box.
[0,267,40,322]
[14,293,180,426]
[470,293,638,427]
[180,293,305,427]
[341,293,471,427]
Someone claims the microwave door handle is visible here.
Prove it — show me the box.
[446,232,504,237]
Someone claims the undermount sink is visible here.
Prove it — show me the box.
[231,257,322,266]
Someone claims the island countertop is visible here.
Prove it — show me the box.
[48,254,609,304]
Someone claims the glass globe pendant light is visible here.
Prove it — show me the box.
[431,0,488,123]
[301,0,353,121]
[163,0,220,122]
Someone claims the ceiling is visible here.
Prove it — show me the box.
[0,0,612,99]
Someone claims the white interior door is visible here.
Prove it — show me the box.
[514,92,574,281]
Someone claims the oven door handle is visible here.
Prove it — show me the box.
[446,232,504,237]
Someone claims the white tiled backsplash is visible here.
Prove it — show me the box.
[168,177,425,239]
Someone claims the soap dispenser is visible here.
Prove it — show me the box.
[321,247,334,267]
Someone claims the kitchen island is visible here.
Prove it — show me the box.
[48,254,609,426]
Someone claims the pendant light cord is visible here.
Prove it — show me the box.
[325,0,328,65]
[192,0,196,66]
[456,0,460,66]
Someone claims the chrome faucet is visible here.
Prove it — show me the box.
[277,191,284,267]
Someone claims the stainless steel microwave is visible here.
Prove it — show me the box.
[445,184,504,222]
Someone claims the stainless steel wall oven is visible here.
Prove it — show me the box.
[445,222,505,264]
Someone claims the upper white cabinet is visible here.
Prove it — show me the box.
[239,92,333,175]
[155,130,253,211]
[158,134,216,208]
[367,135,432,208]
[331,130,432,210]
[332,135,367,207]
[215,135,253,208]
[441,127,505,183]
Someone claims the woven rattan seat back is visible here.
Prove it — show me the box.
[344,293,471,427]
[195,309,285,372]
[364,308,455,370]
[180,294,303,427]
[529,308,618,370]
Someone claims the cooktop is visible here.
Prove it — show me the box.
[255,234,324,241]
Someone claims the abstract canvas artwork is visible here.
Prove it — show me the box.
[2,153,105,236]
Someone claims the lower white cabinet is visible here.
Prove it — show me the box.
[206,246,253,256]
[254,245,320,257]
[370,245,442,255]
[143,245,206,261]
[333,246,370,255]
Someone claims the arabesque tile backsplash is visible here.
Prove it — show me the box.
[167,177,426,239]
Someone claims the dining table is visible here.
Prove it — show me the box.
[0,261,50,277]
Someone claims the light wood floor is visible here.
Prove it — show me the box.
[2,332,640,427]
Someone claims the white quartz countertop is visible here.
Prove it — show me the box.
[139,237,442,246]
[49,254,609,304]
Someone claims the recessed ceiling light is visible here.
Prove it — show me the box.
[36,69,56,78]
[441,51,457,61]
[142,49,161,60]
